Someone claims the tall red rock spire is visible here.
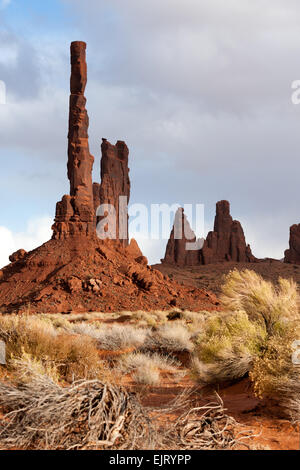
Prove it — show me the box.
[94,138,131,246]
[52,41,95,239]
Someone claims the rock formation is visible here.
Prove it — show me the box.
[162,200,255,266]
[93,139,130,246]
[284,224,300,264]
[201,200,255,264]
[9,249,27,263]
[0,41,219,314]
[52,41,95,240]
[163,208,201,266]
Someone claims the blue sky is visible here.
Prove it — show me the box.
[1,0,300,266]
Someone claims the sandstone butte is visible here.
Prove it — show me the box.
[0,41,219,314]
[162,201,256,267]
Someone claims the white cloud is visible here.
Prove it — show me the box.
[0,216,52,269]
[0,0,300,265]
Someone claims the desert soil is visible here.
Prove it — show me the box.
[153,260,300,296]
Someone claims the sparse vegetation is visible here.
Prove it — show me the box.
[146,323,194,352]
[192,269,300,420]
[118,351,180,385]
[220,269,299,334]
[0,269,298,450]
[0,355,154,450]
[192,311,266,384]
[0,315,108,381]
[71,322,148,351]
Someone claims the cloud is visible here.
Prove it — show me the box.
[0,216,52,269]
[0,1,300,264]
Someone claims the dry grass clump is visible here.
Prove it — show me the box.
[220,269,299,334]
[133,366,160,386]
[146,324,194,352]
[0,355,154,450]
[192,311,266,384]
[192,270,300,392]
[118,352,181,385]
[249,326,300,421]
[220,271,300,419]
[191,353,254,385]
[71,323,148,351]
[119,351,178,373]
[0,315,107,381]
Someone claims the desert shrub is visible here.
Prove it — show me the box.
[71,323,148,350]
[133,365,160,385]
[130,310,169,328]
[119,351,178,373]
[249,324,300,421]
[118,351,180,385]
[146,324,194,352]
[0,355,154,450]
[194,311,266,367]
[193,270,300,409]
[0,315,107,381]
[191,353,254,385]
[220,270,299,334]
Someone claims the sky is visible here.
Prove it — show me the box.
[0,0,300,266]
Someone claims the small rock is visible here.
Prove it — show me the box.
[9,249,27,263]
[66,277,82,293]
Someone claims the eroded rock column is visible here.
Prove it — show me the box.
[95,138,131,246]
[52,41,95,239]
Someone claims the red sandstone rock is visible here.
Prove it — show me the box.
[9,249,27,263]
[284,224,300,264]
[0,41,220,315]
[201,201,256,264]
[66,276,82,293]
[162,208,200,266]
[125,239,148,265]
[52,41,95,240]
[162,201,255,266]
[94,139,130,246]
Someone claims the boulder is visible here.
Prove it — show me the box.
[284,224,300,264]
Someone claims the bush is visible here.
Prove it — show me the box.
[133,366,160,385]
[0,315,107,381]
[249,325,300,421]
[220,269,299,334]
[192,311,266,384]
[71,323,148,351]
[192,270,299,389]
[146,324,194,352]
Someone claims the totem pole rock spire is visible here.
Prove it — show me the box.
[52,41,95,239]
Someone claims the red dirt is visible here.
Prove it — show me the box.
[153,259,300,295]
[136,375,299,450]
